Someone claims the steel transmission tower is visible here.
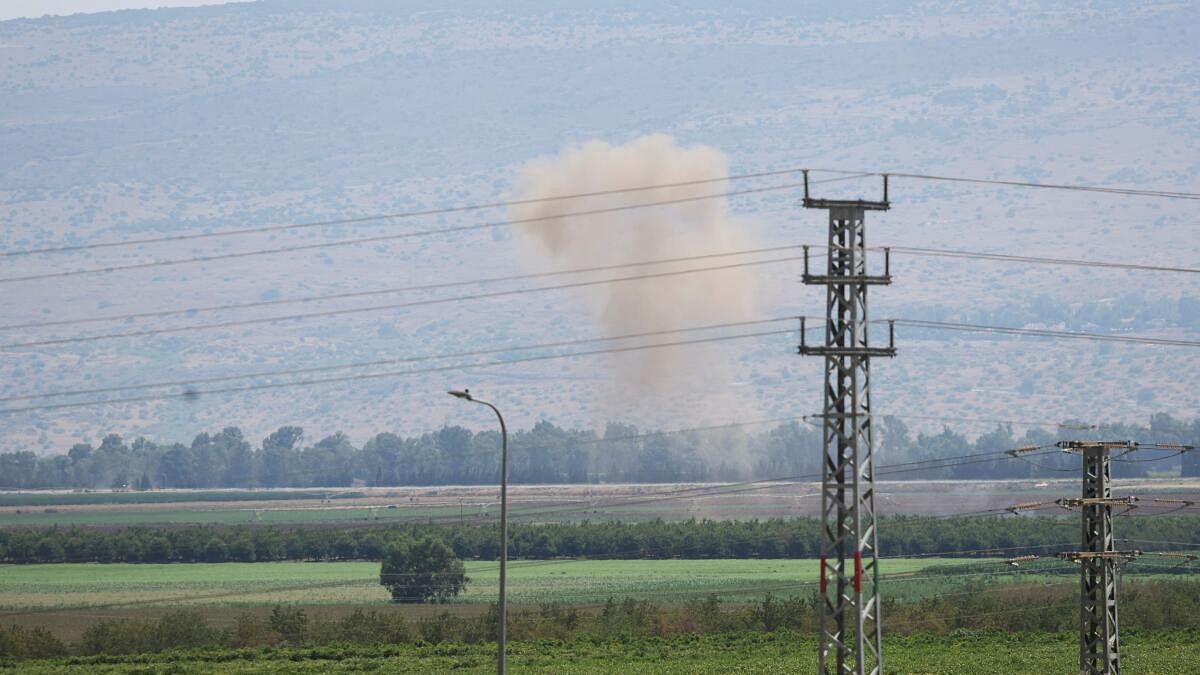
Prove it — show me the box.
[1055,440,1142,675]
[798,172,896,675]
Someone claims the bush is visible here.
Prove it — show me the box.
[269,605,308,645]
[79,619,154,655]
[152,610,221,651]
[0,624,67,658]
[228,612,278,648]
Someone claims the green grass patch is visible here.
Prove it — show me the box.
[0,558,984,610]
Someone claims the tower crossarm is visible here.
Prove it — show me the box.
[1057,440,1137,452]
[1057,551,1142,562]
[1056,496,1139,508]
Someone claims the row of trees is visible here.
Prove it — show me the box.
[1,413,1197,490]
[2,515,1197,564]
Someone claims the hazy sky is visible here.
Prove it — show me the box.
[0,1,239,21]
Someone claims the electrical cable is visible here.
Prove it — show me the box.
[1112,450,1191,464]
[1118,539,1200,548]
[0,245,805,334]
[6,243,1195,337]
[1010,453,1076,473]
[5,166,1194,262]
[887,318,1200,348]
[0,317,801,402]
[0,326,800,415]
[882,246,1200,275]
[7,285,1196,356]
[0,180,818,284]
[5,167,1196,283]
[811,168,1200,200]
[0,256,807,349]
[0,171,862,259]
[874,413,1098,430]
[474,450,1067,525]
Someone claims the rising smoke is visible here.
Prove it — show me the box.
[508,135,762,430]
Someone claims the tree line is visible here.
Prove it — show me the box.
[1,413,1196,491]
[2,515,1197,564]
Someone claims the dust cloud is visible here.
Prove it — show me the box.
[507,135,763,433]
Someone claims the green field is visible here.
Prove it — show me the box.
[7,631,1199,674]
[0,491,365,508]
[0,503,736,527]
[0,558,994,610]
[0,505,461,527]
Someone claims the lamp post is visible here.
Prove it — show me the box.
[448,389,508,675]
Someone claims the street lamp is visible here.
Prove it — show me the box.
[448,388,508,675]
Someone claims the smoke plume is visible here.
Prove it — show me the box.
[508,135,761,423]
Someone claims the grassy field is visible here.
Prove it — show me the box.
[0,490,365,508]
[6,631,1199,674]
[0,558,994,612]
[3,479,1195,527]
[0,505,460,527]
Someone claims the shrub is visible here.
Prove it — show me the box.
[152,610,221,651]
[228,612,278,648]
[0,624,67,658]
[79,619,154,655]
[269,605,308,645]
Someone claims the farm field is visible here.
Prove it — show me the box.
[0,558,990,612]
[0,504,458,527]
[2,479,1197,527]
[8,631,1199,674]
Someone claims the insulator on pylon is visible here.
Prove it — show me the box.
[1007,444,1041,456]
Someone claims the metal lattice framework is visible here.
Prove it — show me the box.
[1056,440,1141,675]
[798,173,895,675]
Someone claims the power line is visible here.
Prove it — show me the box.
[9,265,1198,351]
[1117,539,1200,548]
[6,167,1196,283]
[6,315,1197,411]
[492,450,1067,525]
[0,245,804,334]
[9,242,1197,337]
[876,413,1098,430]
[0,180,817,285]
[5,167,1193,263]
[1,169,857,259]
[0,326,799,415]
[888,318,1200,348]
[0,256,806,349]
[0,317,799,403]
[882,246,1200,275]
[813,168,1200,200]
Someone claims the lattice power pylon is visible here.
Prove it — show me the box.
[1055,440,1142,675]
[798,172,895,675]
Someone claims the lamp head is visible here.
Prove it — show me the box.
[448,389,472,401]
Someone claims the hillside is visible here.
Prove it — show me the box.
[0,1,1197,453]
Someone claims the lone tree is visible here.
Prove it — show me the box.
[380,536,468,603]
